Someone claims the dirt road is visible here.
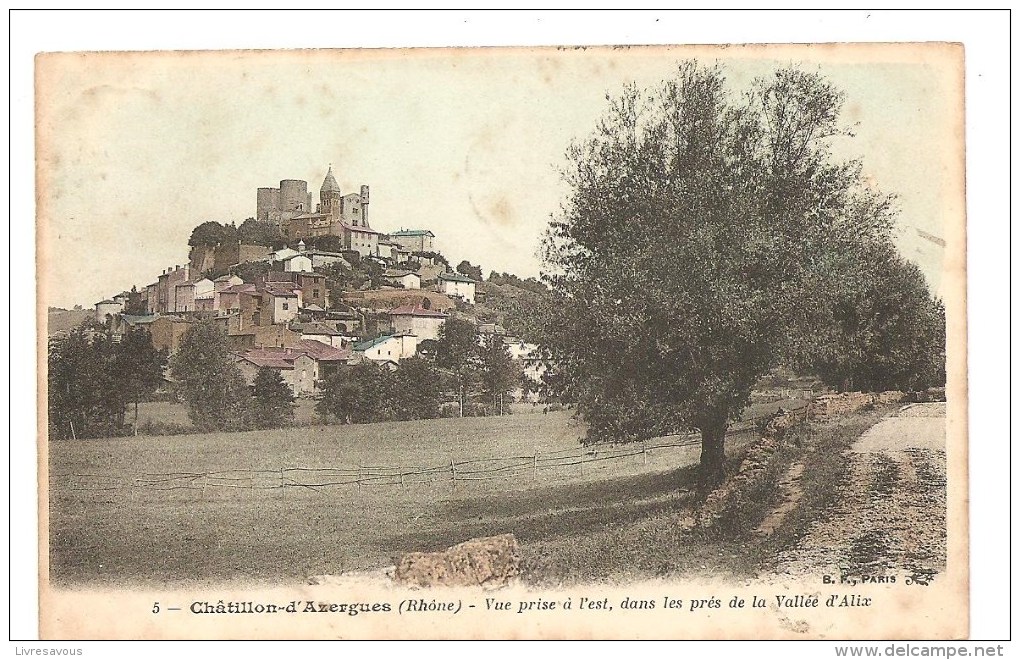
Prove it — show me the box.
[770,403,947,584]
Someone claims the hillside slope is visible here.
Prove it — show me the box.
[473,281,552,342]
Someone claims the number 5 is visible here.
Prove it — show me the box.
[152,602,160,614]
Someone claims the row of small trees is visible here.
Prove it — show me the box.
[315,317,521,423]
[49,313,525,439]
[48,321,299,438]
[170,316,522,431]
[48,326,166,440]
[316,359,441,424]
[169,317,521,431]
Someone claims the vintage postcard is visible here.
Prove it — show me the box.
[36,43,966,640]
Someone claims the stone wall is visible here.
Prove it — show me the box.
[688,406,806,530]
[213,242,271,273]
[691,390,911,531]
[808,391,907,420]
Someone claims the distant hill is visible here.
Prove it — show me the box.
[48,307,91,335]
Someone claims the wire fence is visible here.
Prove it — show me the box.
[51,404,810,498]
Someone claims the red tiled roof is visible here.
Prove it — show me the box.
[235,350,297,369]
[261,282,300,297]
[298,339,351,361]
[220,284,257,295]
[388,304,446,318]
[341,223,381,235]
[297,321,339,335]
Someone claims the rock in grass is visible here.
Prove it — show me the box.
[393,534,520,588]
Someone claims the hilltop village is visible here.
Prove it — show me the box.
[87,166,548,400]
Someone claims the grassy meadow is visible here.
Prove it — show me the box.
[49,396,813,588]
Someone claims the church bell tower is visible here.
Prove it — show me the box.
[320,165,343,220]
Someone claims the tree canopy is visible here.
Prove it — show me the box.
[456,260,484,281]
[251,367,296,429]
[435,317,480,372]
[800,243,946,392]
[303,234,345,253]
[113,327,168,430]
[189,221,238,247]
[316,358,441,424]
[169,321,252,432]
[479,336,518,414]
[541,62,944,486]
[48,324,166,439]
[238,217,285,247]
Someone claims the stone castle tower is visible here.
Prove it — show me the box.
[256,179,313,232]
[258,165,378,256]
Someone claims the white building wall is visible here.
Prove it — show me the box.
[363,335,417,363]
[284,255,313,272]
[442,280,475,304]
[95,300,123,322]
[392,315,444,341]
[273,296,299,324]
[395,334,419,359]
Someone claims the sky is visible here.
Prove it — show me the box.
[36,43,960,309]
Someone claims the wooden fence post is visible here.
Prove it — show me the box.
[450,459,457,492]
[533,454,538,481]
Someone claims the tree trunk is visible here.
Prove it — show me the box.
[699,420,727,489]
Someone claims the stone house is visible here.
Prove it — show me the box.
[233,339,352,396]
[295,321,346,348]
[354,334,418,365]
[234,349,319,396]
[437,271,477,305]
[388,228,435,253]
[148,315,193,354]
[388,304,446,341]
[383,269,421,290]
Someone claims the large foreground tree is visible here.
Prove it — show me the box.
[541,62,941,486]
